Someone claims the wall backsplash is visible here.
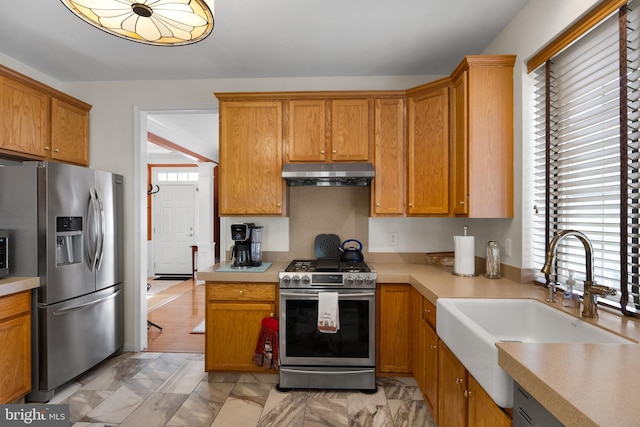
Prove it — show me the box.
[288,186,370,258]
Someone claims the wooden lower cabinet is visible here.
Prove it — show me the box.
[413,291,438,418]
[205,283,276,371]
[468,375,512,427]
[439,340,511,427]
[439,341,468,427]
[377,284,412,374]
[0,290,31,403]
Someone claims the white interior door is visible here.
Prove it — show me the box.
[153,184,196,275]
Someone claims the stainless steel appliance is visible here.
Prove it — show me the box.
[0,230,8,278]
[0,161,124,402]
[230,223,262,268]
[278,259,377,392]
[282,162,375,186]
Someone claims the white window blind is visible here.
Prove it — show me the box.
[531,1,640,314]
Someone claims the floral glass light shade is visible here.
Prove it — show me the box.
[60,0,214,46]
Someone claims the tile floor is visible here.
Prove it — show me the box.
[50,351,438,427]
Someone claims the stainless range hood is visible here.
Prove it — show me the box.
[282,163,375,186]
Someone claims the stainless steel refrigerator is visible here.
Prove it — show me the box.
[0,161,124,402]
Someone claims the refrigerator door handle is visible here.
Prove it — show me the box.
[51,289,121,315]
[94,187,106,271]
[86,187,100,271]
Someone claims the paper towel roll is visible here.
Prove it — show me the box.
[454,235,475,276]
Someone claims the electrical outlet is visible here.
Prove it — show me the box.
[389,232,398,246]
[505,238,512,257]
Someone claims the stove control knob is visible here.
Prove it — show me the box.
[301,275,310,285]
[281,275,291,284]
[291,275,300,284]
[345,275,354,286]
[355,276,364,286]
[364,276,374,286]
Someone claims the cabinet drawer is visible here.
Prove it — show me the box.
[423,297,436,328]
[0,291,31,321]
[208,284,276,302]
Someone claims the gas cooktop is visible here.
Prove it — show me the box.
[283,259,371,273]
[279,259,376,289]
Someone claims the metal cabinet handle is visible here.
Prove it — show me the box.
[44,146,50,151]
[459,200,465,205]
[332,149,337,154]
[456,378,464,384]
[425,308,431,314]
[239,290,244,296]
[430,344,436,350]
[464,390,471,397]
[54,148,59,153]
[320,150,325,154]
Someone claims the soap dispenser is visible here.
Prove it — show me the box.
[562,270,579,309]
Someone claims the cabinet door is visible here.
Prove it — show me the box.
[451,71,468,215]
[219,101,284,215]
[378,284,412,373]
[423,319,439,418]
[468,374,511,427]
[330,99,370,161]
[286,99,327,162]
[0,291,31,403]
[205,302,275,371]
[439,341,467,427]
[407,85,450,215]
[51,98,89,166]
[0,76,49,157]
[466,62,514,218]
[372,98,405,215]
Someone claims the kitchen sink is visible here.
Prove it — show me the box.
[436,298,633,408]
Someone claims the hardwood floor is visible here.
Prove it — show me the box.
[146,279,205,353]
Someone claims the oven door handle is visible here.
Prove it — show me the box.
[280,368,376,375]
[280,291,375,298]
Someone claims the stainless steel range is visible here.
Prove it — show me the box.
[277,259,377,392]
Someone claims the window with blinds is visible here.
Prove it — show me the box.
[531,0,640,315]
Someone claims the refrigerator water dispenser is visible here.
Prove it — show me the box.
[56,217,82,266]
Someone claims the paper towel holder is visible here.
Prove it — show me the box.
[452,225,479,277]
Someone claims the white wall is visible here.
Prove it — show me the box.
[0,0,605,351]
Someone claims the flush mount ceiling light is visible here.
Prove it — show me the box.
[60,0,214,46]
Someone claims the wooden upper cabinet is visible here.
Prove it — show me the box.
[372,97,405,216]
[286,99,327,162]
[51,98,89,165]
[286,97,371,163]
[450,55,515,218]
[0,76,50,158]
[218,100,285,216]
[0,66,91,166]
[330,99,371,161]
[407,80,450,216]
[451,71,469,216]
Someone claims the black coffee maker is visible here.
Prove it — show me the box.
[231,223,253,268]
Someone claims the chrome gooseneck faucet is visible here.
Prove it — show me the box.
[540,230,617,318]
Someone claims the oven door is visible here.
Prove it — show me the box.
[279,288,375,367]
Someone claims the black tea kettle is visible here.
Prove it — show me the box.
[340,239,364,262]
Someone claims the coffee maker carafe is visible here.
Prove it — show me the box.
[231,223,252,268]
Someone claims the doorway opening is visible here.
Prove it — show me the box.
[134,106,218,352]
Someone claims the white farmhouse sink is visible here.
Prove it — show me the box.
[436,298,632,408]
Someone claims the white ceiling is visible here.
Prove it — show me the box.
[0,0,528,161]
[0,0,528,82]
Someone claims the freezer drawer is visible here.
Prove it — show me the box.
[28,284,124,402]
